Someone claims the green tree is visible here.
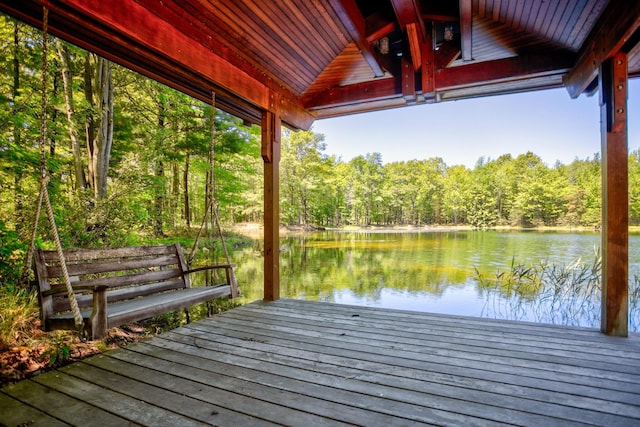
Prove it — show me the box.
[281,129,329,225]
[0,18,43,233]
[414,158,446,224]
[629,150,640,225]
[509,152,570,226]
[348,153,384,225]
[442,165,472,224]
[466,159,498,228]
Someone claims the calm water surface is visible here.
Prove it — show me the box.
[232,230,640,331]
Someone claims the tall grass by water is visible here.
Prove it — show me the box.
[475,248,640,331]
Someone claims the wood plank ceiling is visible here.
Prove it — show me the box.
[0,0,639,129]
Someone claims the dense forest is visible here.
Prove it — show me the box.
[3,14,640,277]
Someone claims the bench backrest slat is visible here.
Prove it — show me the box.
[45,268,185,296]
[41,244,177,262]
[45,254,180,278]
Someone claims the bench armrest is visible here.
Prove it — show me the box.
[185,263,239,298]
[184,264,236,275]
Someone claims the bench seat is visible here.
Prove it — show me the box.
[45,284,232,331]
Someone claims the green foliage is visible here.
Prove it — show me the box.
[281,129,333,225]
[0,221,25,288]
[277,138,609,229]
[0,288,38,350]
[42,332,72,367]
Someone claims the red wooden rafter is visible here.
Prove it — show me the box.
[330,0,385,78]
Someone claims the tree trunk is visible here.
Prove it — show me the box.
[183,153,191,228]
[49,65,59,159]
[94,57,113,200]
[83,53,96,198]
[12,21,23,230]
[154,98,166,237]
[56,40,87,192]
[83,54,114,201]
[154,160,164,236]
[171,161,180,228]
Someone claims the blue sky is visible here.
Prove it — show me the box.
[312,79,640,169]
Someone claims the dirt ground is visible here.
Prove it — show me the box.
[0,321,150,388]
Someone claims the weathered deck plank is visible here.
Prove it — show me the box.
[0,392,69,427]
[177,313,639,424]
[229,303,640,371]
[60,357,280,427]
[1,377,138,426]
[1,298,639,427]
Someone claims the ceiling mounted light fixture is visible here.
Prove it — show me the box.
[378,36,389,55]
[444,25,454,41]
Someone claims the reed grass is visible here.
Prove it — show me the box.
[475,248,640,331]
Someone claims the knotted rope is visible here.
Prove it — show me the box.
[24,7,84,331]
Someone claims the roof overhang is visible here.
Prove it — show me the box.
[0,1,639,130]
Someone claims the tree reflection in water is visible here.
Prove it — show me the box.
[232,231,640,332]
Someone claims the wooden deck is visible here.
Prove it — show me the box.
[2,299,639,426]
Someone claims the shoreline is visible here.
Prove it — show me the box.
[232,222,603,237]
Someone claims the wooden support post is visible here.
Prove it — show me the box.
[599,52,628,336]
[262,110,281,301]
[421,24,435,102]
[402,58,416,104]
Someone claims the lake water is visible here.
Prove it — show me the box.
[230,230,640,332]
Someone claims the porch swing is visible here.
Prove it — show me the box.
[24,7,239,340]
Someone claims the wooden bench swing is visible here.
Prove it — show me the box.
[26,12,239,340]
[34,243,238,339]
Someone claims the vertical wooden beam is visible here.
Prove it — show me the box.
[459,0,473,61]
[422,24,435,101]
[599,52,628,336]
[402,57,416,104]
[262,109,281,301]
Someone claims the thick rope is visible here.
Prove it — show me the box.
[43,178,84,329]
[21,181,44,287]
[208,93,239,296]
[188,92,217,266]
[37,7,84,330]
[188,93,239,296]
[188,187,212,266]
[213,201,239,297]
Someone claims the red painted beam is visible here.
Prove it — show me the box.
[305,77,400,109]
[307,53,572,109]
[437,54,574,90]
[402,57,417,102]
[564,0,640,98]
[435,41,461,69]
[262,110,281,302]
[390,0,424,35]
[421,26,435,99]
[390,0,425,70]
[330,0,385,77]
[599,53,629,336]
[365,12,396,43]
